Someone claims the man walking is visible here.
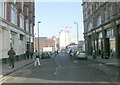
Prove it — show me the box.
[34,50,41,67]
[26,50,29,59]
[7,47,16,69]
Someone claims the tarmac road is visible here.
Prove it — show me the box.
[1,52,119,85]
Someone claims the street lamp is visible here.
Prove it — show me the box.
[38,21,41,52]
[74,22,79,44]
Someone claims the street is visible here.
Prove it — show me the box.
[1,52,119,84]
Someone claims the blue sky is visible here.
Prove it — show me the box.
[34,2,84,41]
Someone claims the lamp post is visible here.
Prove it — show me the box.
[74,22,79,44]
[38,21,41,52]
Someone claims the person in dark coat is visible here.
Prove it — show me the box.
[26,50,29,59]
[7,47,16,69]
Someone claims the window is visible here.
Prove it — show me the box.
[97,15,101,26]
[30,23,33,34]
[27,8,29,16]
[26,19,29,32]
[108,4,112,19]
[20,13,24,29]
[11,5,17,25]
[11,0,16,4]
[99,32,102,39]
[104,8,107,21]
[20,34,24,41]
[88,22,93,31]
[1,0,6,19]
[107,28,114,38]
[21,1,24,12]
[0,1,2,17]
[95,2,99,10]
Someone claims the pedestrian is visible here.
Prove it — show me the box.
[101,50,104,59]
[7,47,16,69]
[26,50,29,59]
[56,50,59,56]
[92,49,96,59]
[34,50,41,67]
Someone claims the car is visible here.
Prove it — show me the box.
[77,52,87,60]
[41,51,51,59]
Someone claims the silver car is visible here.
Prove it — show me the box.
[77,52,87,60]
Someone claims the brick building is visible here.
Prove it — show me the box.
[0,0,35,58]
[34,37,59,52]
[82,2,120,58]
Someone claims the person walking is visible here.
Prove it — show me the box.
[7,47,16,69]
[34,50,41,67]
[26,50,29,59]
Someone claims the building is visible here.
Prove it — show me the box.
[59,29,70,50]
[34,37,58,52]
[82,2,120,58]
[0,1,35,59]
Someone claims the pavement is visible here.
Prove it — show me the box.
[87,55,119,67]
[0,55,119,78]
[0,59,34,78]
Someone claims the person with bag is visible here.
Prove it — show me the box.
[34,50,41,67]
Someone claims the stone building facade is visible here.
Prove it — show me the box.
[82,2,120,58]
[0,0,35,58]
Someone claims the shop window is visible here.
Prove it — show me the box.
[106,28,114,38]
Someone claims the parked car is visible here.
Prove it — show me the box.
[41,52,51,59]
[77,51,87,60]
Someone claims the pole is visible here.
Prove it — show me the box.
[74,22,79,44]
[77,22,79,44]
[38,21,41,52]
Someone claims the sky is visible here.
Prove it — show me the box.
[34,2,84,41]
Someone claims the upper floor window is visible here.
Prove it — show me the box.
[97,15,101,26]
[88,21,93,31]
[95,2,99,10]
[20,13,24,29]
[27,8,29,16]
[104,8,108,21]
[21,1,24,12]
[11,0,16,4]
[26,19,29,32]
[11,4,17,25]
[108,4,113,19]
[0,1,2,17]
[1,0,6,19]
